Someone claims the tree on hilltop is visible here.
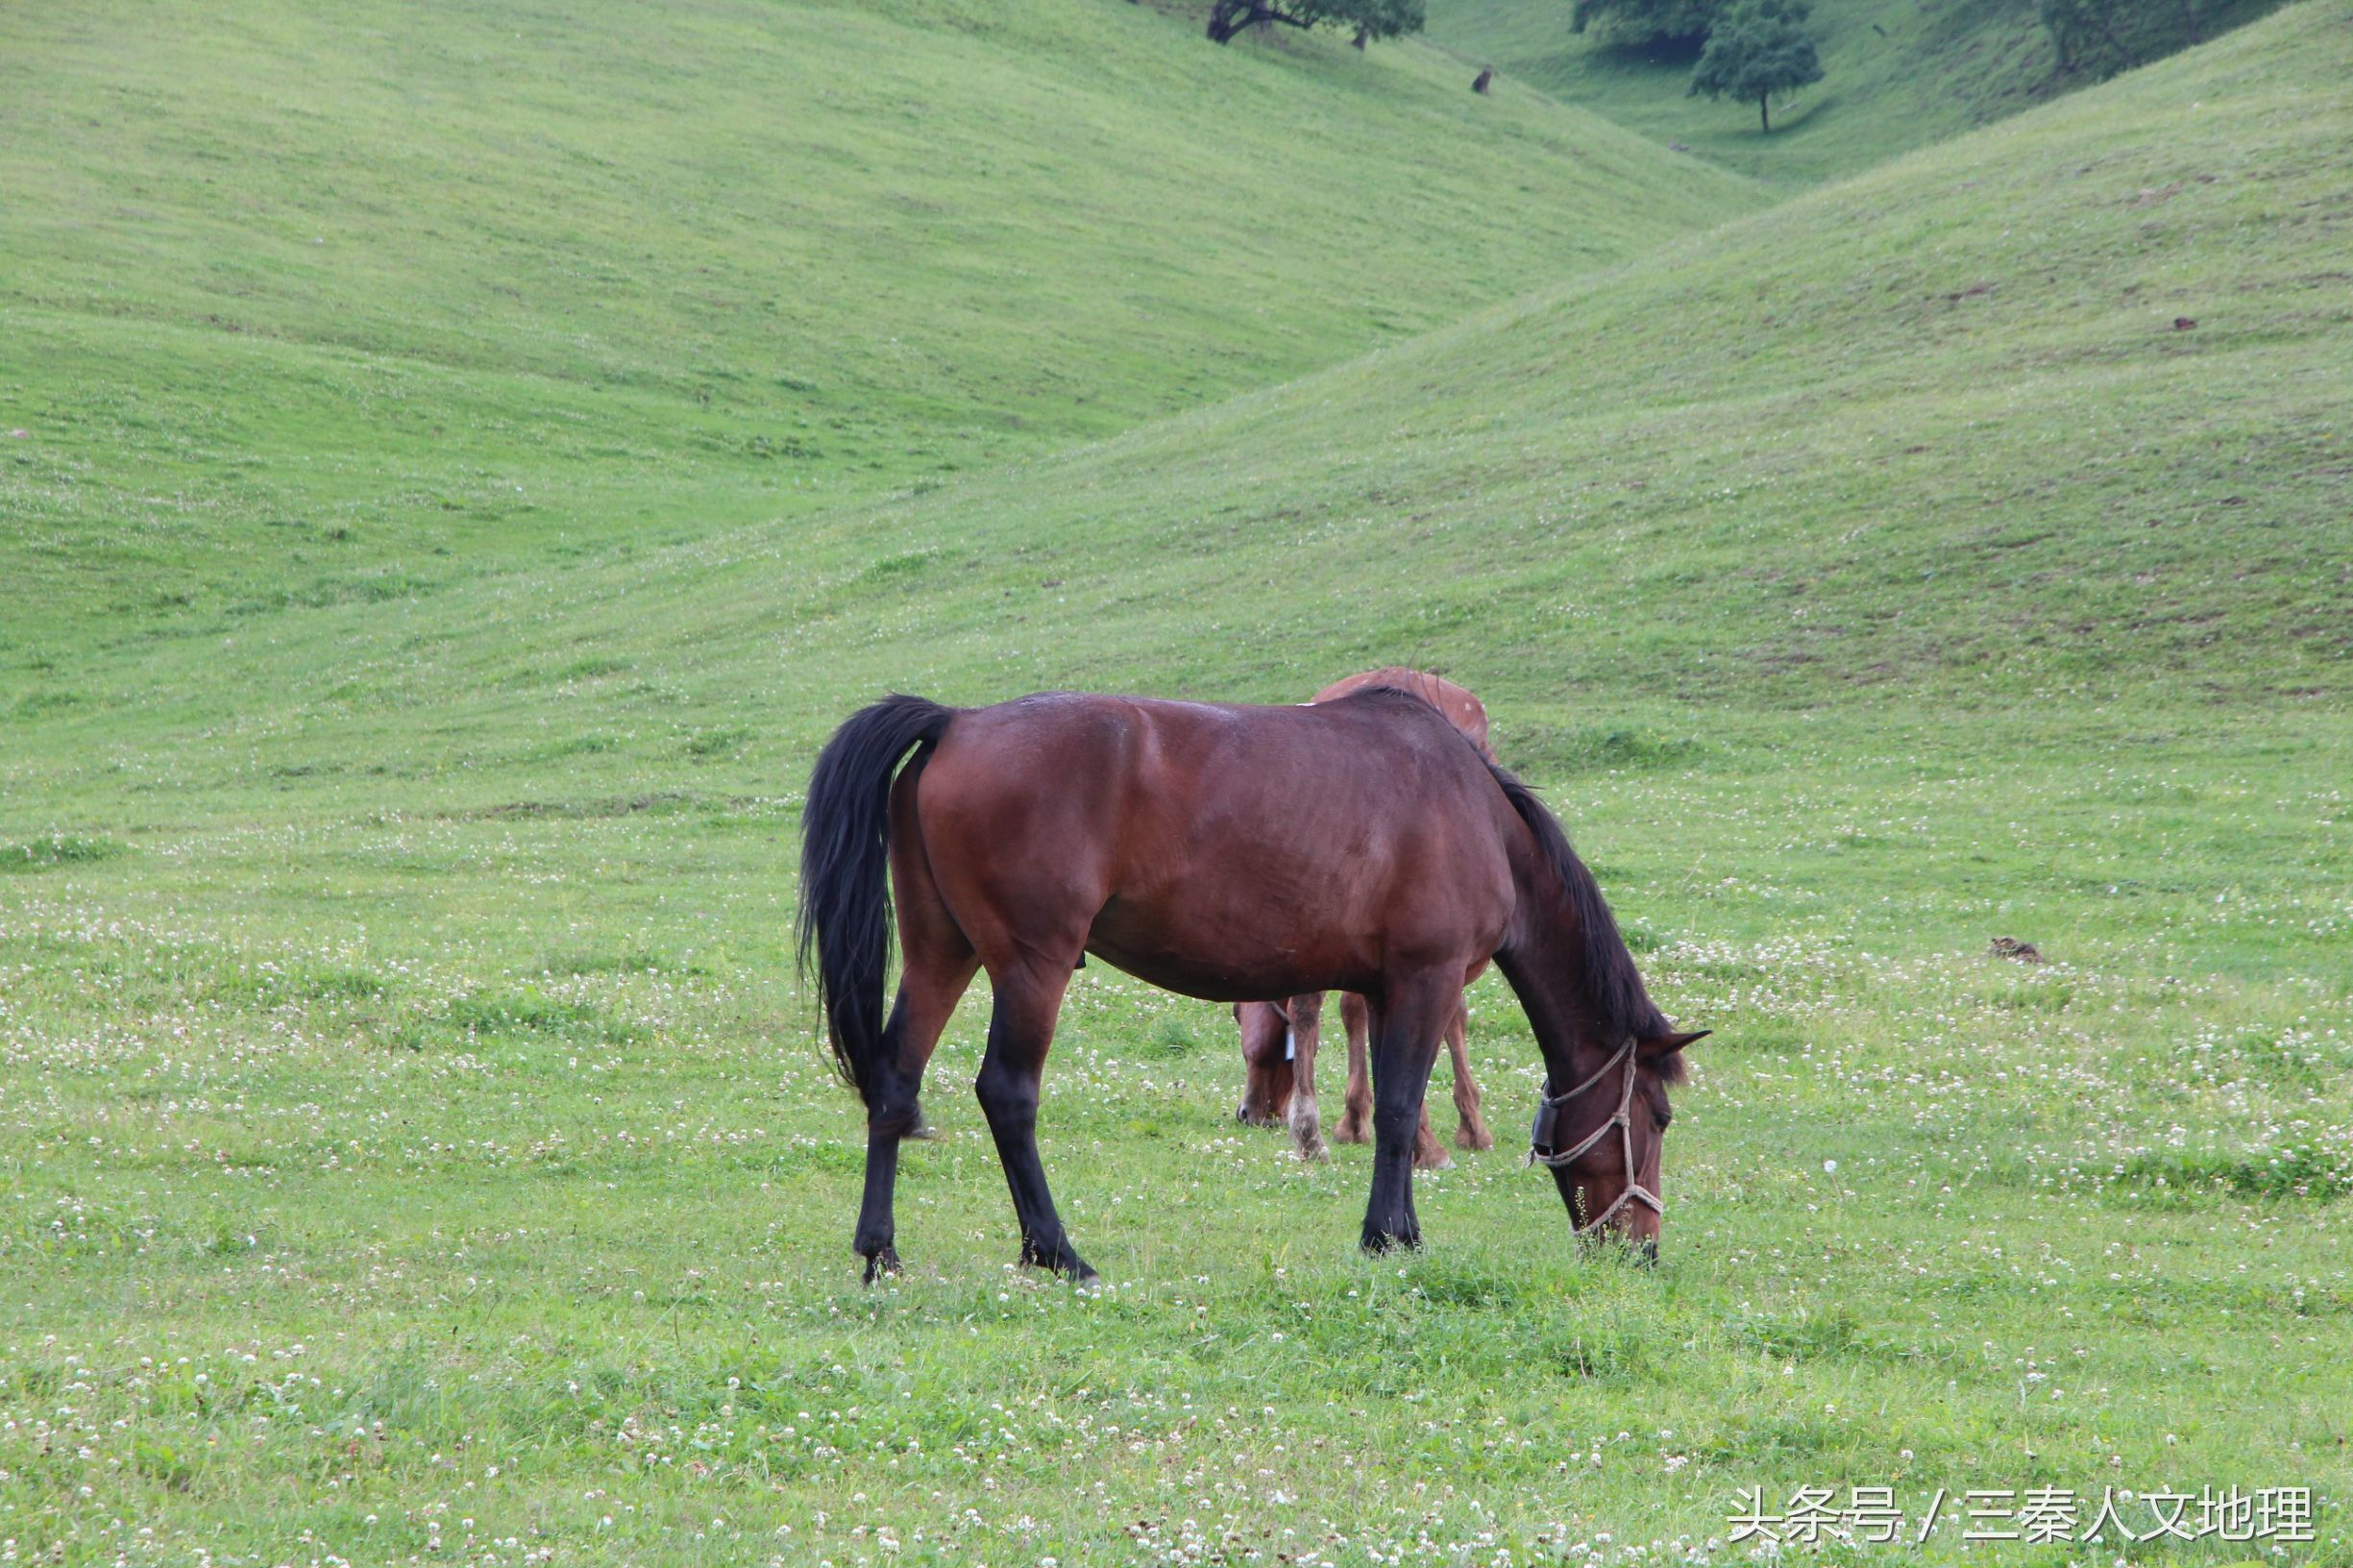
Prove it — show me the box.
[1686,0,1822,133]
[1207,0,1424,46]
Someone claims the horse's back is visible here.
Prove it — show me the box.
[922,689,1490,836]
[910,691,1513,998]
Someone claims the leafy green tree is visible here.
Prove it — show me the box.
[1206,0,1423,45]
[1569,0,1720,47]
[1686,0,1822,134]
[2037,0,2280,79]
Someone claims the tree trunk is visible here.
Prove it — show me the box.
[1759,92,1771,134]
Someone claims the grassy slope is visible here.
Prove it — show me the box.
[4,3,2351,1564]
[1427,0,2291,186]
[0,0,1759,648]
[23,0,2344,795]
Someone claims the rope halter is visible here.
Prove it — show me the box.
[1527,1038,1662,1234]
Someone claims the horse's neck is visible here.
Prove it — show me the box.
[1492,875,1613,1080]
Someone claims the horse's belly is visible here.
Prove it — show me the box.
[1082,894,1374,1003]
[1080,936,1354,1005]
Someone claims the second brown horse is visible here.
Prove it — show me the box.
[1235,668,1496,1166]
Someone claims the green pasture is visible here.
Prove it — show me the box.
[1,0,2347,1562]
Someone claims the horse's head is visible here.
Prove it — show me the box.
[1533,1029,1706,1260]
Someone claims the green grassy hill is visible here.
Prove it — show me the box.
[0,0,1759,647]
[23,0,2342,806]
[1426,0,2287,185]
[3,2,2348,1562]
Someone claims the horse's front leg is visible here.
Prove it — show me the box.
[1285,991,1328,1162]
[974,960,1094,1281]
[1360,974,1455,1253]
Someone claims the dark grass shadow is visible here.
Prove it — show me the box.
[1583,33,1708,69]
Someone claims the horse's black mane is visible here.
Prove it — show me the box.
[1483,762,1677,1070]
[1343,684,1677,1075]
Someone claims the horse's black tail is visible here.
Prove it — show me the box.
[797,694,957,1100]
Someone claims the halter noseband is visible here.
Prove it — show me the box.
[1528,1039,1662,1233]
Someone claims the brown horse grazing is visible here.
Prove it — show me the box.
[798,688,1704,1283]
[1236,669,1497,1167]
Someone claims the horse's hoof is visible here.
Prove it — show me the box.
[1413,1147,1454,1171]
[1456,1124,1494,1152]
[1019,1241,1096,1282]
[1333,1117,1369,1145]
[860,1246,902,1285]
[1360,1228,1421,1255]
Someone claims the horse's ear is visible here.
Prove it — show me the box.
[1639,1029,1709,1058]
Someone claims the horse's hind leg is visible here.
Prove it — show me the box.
[1285,991,1329,1162]
[974,960,1094,1281]
[1335,992,1372,1143]
[854,823,978,1283]
[1340,991,1443,1165]
[1445,996,1493,1152]
[855,952,976,1280]
[1410,1101,1452,1170]
[1407,1007,1450,1169]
